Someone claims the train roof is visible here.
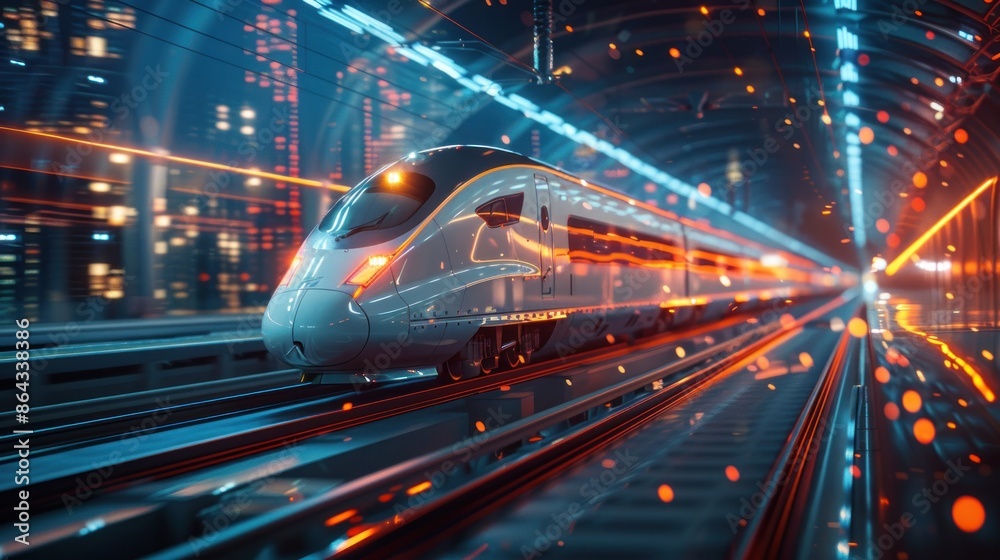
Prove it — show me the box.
[404,145,550,187]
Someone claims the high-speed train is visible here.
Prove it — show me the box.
[262,146,843,382]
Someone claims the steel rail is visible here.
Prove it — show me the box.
[146,291,856,559]
[0,305,792,510]
[731,307,860,558]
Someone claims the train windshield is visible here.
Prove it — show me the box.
[319,171,435,242]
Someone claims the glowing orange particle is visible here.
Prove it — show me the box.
[969,454,980,463]
[657,484,675,502]
[886,233,901,248]
[911,197,926,212]
[342,402,353,411]
[780,313,796,329]
[887,145,898,156]
[886,348,900,364]
[324,509,358,526]
[954,128,969,144]
[876,110,890,123]
[406,481,432,495]
[475,420,487,432]
[913,418,935,444]
[851,465,861,478]
[799,352,814,368]
[913,171,927,188]
[725,465,740,482]
[952,496,985,533]
[884,402,900,421]
[858,127,875,145]
[875,366,891,383]
[876,219,890,234]
[848,317,868,338]
[669,48,681,58]
[902,390,922,413]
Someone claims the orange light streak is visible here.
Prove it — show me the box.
[333,527,378,553]
[885,176,997,275]
[406,481,433,495]
[893,301,996,402]
[0,126,350,192]
[324,509,358,526]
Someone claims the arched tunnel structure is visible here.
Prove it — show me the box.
[0,1,997,558]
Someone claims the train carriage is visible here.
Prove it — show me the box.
[262,146,841,383]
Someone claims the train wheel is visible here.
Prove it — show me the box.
[504,344,520,368]
[437,355,480,382]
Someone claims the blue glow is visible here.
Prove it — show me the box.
[432,60,464,80]
[506,94,540,113]
[0,233,17,242]
[843,90,860,107]
[319,8,363,34]
[87,75,106,84]
[411,45,455,67]
[395,46,430,66]
[837,28,858,50]
[10,59,26,67]
[92,233,111,241]
[308,3,846,268]
[840,62,858,83]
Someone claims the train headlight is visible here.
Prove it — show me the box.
[346,254,392,287]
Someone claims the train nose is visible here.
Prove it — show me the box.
[262,289,370,367]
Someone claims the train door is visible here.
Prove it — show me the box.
[534,174,555,298]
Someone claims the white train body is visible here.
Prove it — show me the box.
[262,146,841,381]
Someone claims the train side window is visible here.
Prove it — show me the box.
[476,193,524,228]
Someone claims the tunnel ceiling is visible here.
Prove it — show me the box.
[375,0,1000,266]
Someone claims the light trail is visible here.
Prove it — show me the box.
[0,126,350,192]
[885,176,997,276]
